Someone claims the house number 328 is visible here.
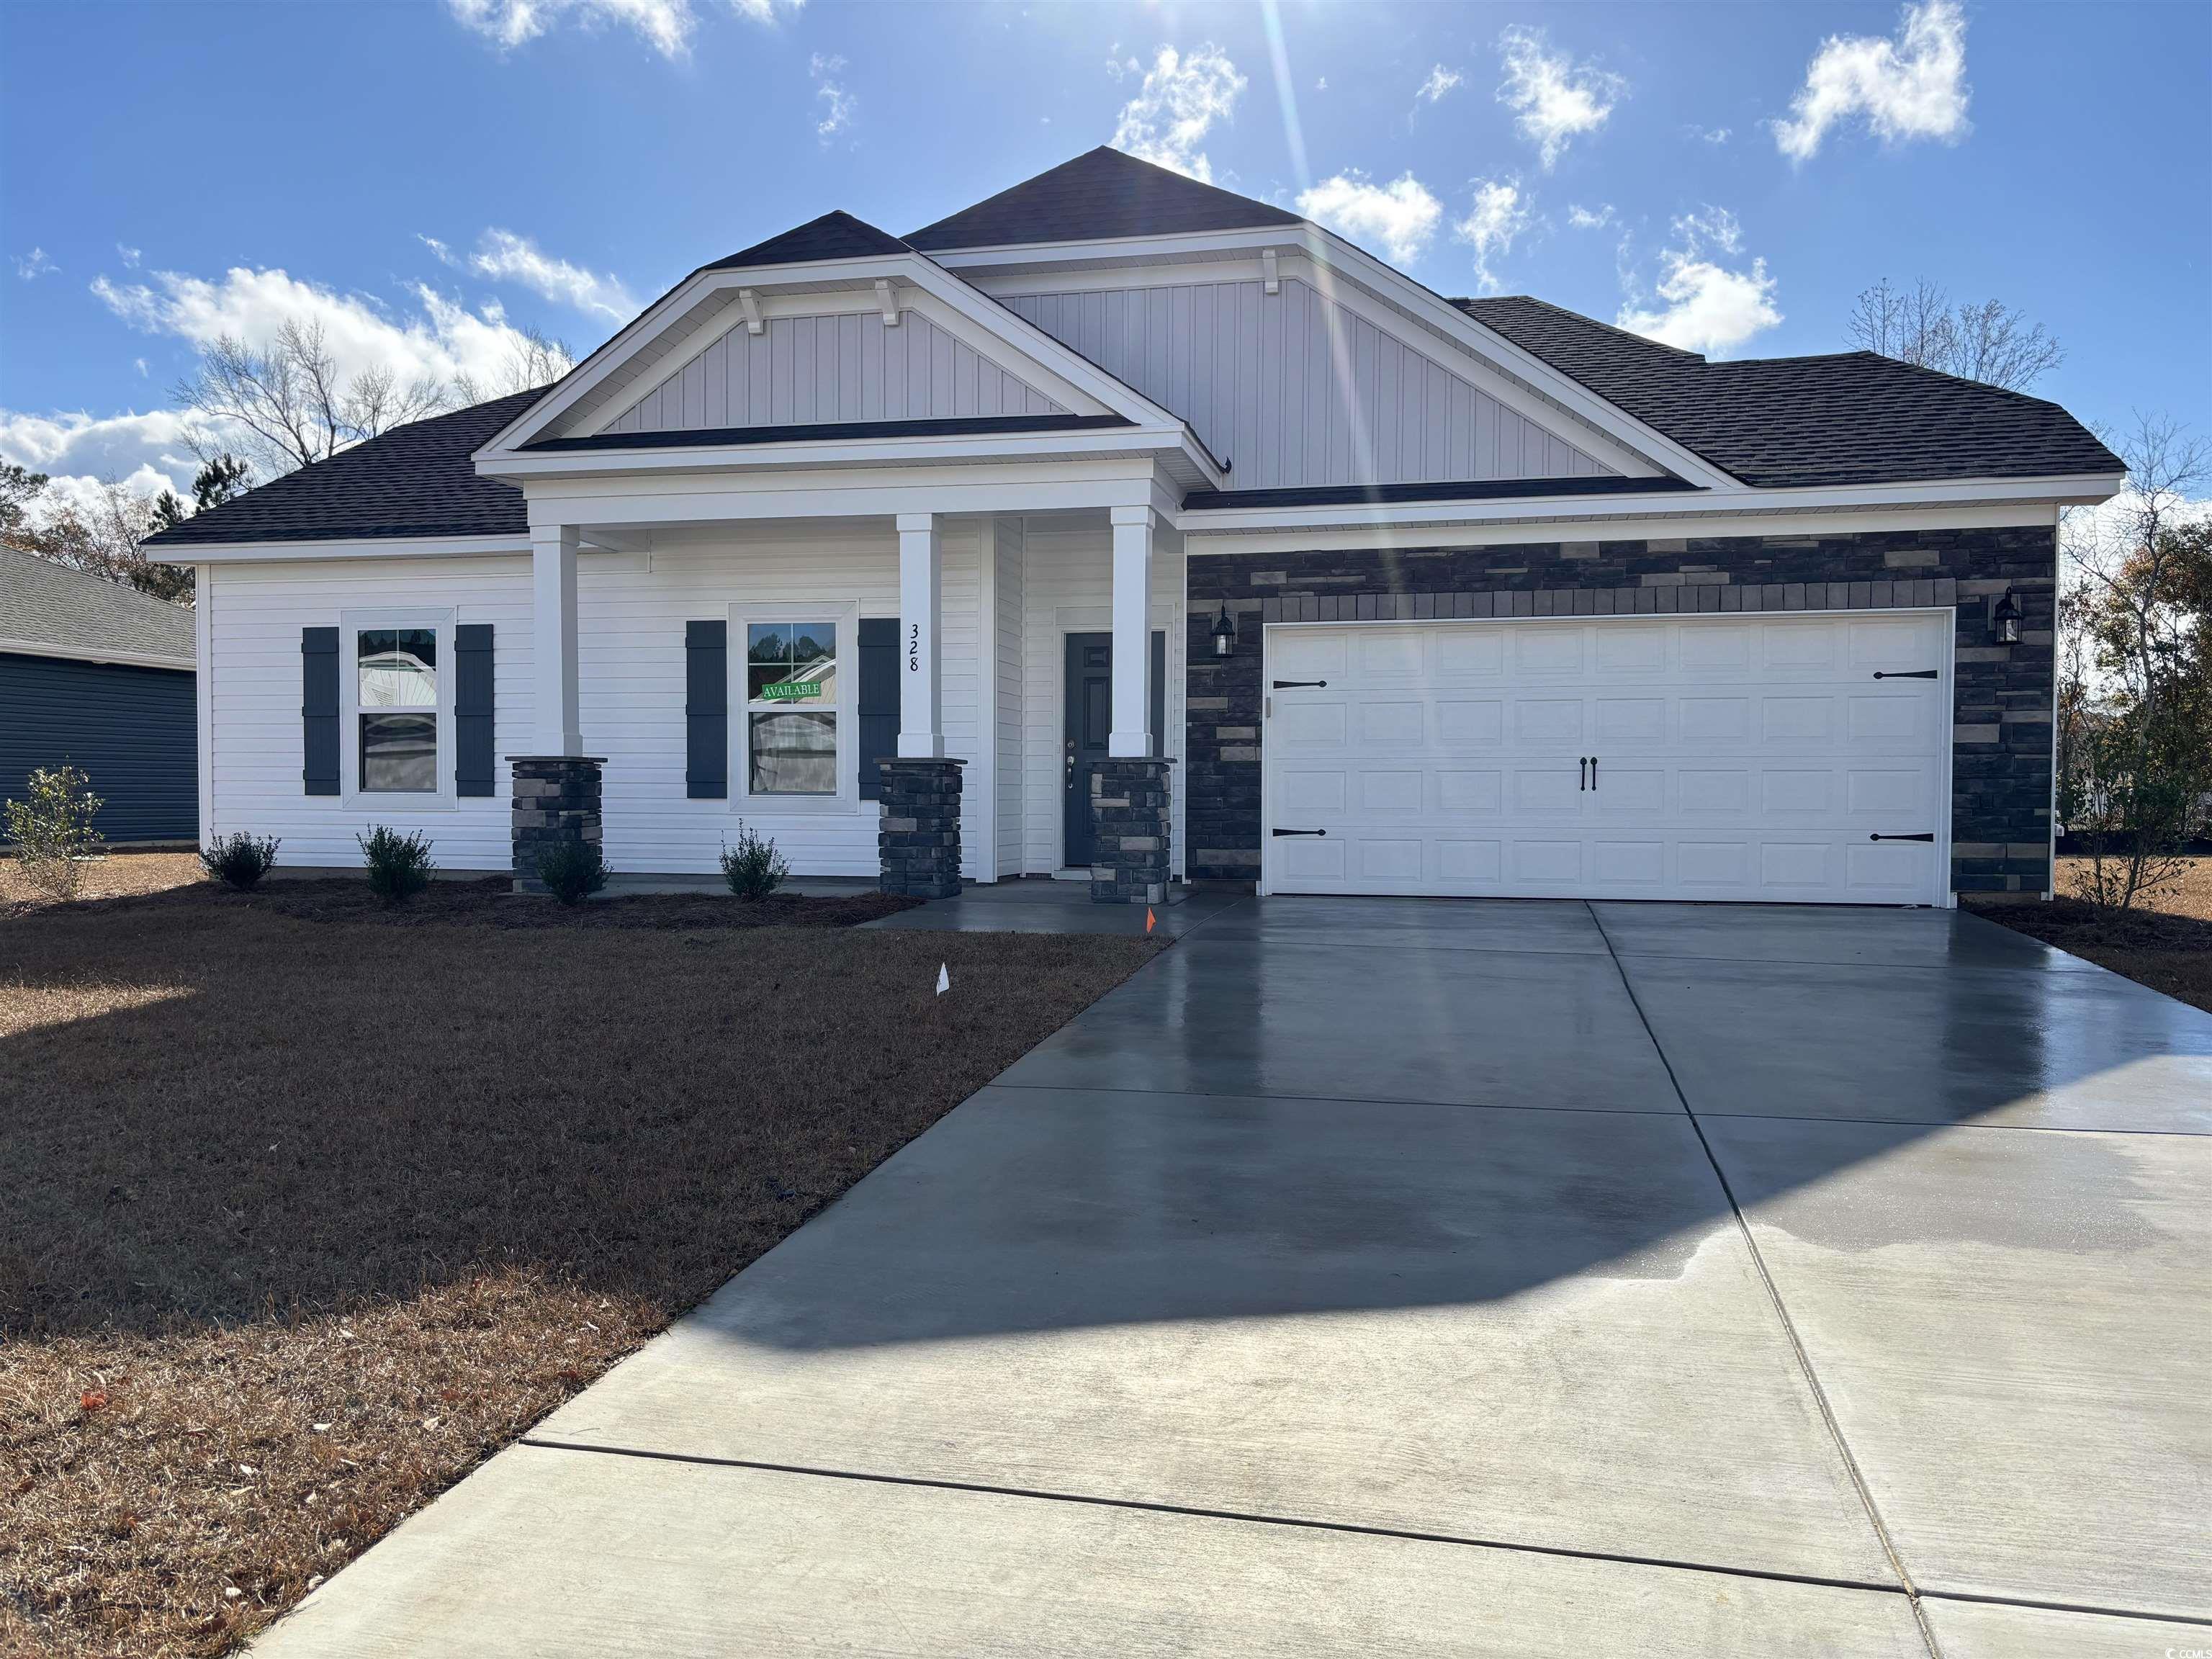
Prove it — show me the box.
[908,624,920,672]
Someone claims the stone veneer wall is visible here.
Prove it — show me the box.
[1089,757,1174,904]
[1184,524,2057,897]
[876,757,965,899]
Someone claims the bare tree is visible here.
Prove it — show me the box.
[1848,276,2065,392]
[2058,413,2212,908]
[172,318,448,480]
[451,325,575,405]
[9,474,193,603]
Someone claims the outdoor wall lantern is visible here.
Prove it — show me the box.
[1210,603,1238,657]
[1992,588,2022,645]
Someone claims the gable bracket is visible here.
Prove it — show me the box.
[876,279,902,327]
[737,289,764,336]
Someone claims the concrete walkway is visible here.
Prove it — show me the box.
[256,896,2212,1658]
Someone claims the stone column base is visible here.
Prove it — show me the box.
[509,755,605,893]
[1090,756,1172,904]
[877,757,965,899]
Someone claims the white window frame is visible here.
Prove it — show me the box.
[729,600,860,813]
[339,606,457,811]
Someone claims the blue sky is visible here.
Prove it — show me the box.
[3,0,2206,510]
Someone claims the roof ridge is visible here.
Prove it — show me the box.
[904,145,1299,251]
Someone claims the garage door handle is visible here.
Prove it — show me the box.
[1871,670,1939,679]
[1271,827,1327,837]
[1869,832,1936,842]
[1272,678,1328,689]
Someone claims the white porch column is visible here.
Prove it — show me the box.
[531,523,582,755]
[1108,504,1155,757]
[895,511,943,758]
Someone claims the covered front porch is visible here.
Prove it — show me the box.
[508,473,1194,902]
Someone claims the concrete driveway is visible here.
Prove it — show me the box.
[256,896,2211,1658]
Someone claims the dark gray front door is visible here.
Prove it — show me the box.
[1062,631,1166,868]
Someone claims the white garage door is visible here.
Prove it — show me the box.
[1262,611,1952,905]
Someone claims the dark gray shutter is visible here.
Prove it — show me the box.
[858,617,899,801]
[685,620,727,799]
[454,623,495,797]
[302,626,340,796]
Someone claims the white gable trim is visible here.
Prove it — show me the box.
[477,252,1208,472]
[937,223,1743,493]
[972,252,1656,481]
[583,287,1077,441]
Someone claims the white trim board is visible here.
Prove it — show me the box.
[0,635,194,673]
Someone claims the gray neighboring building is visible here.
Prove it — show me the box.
[1,545,197,844]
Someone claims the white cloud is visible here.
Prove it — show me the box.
[1616,207,1781,356]
[15,247,56,280]
[1110,43,1246,183]
[1414,64,1462,106]
[0,408,200,512]
[134,359,148,377]
[811,52,855,140]
[1695,125,1731,145]
[91,264,560,400]
[1773,0,1969,161]
[1567,202,1614,230]
[1314,76,1327,92]
[1453,178,1532,295]
[117,243,143,269]
[1298,172,1444,264]
[1497,27,1624,168]
[463,230,634,320]
[445,0,797,61]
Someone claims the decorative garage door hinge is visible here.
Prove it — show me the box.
[1869,832,1936,842]
[1871,669,1939,679]
[1271,827,1328,837]
[1272,678,1328,689]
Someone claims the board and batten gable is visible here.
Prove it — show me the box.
[602,308,1067,436]
[999,277,1614,490]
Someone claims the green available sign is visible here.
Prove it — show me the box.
[760,680,822,701]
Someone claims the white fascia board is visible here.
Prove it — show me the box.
[1177,471,2127,536]
[523,464,1170,530]
[144,534,530,567]
[485,424,1209,483]
[0,635,194,673]
[1182,500,2081,559]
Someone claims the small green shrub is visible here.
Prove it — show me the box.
[357,825,436,904]
[719,820,788,901]
[535,839,608,906]
[4,765,104,901]
[200,831,281,891]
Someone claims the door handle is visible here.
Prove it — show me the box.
[1064,739,1074,786]
[1589,755,1597,791]
[1579,757,1588,791]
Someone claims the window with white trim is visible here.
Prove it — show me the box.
[341,609,455,804]
[734,604,855,804]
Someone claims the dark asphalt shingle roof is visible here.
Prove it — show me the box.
[1456,295,2121,490]
[142,391,538,548]
[709,211,912,271]
[523,414,1136,453]
[0,544,195,663]
[907,146,1300,251]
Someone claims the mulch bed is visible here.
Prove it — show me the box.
[1968,889,2212,1015]
[112,875,922,930]
[0,894,1157,1657]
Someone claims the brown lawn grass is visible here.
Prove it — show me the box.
[0,883,1157,1657]
[1969,855,2212,1014]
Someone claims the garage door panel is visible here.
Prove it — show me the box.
[1436,700,1505,747]
[1264,613,1949,904]
[1274,701,1346,747]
